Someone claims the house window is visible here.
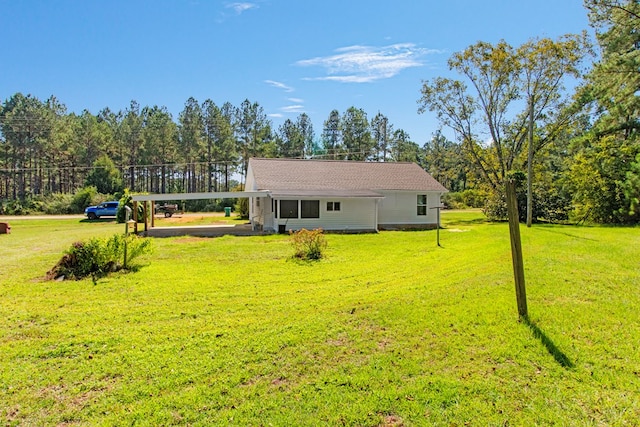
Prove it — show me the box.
[417,194,427,216]
[301,200,320,218]
[326,201,341,211]
[281,200,298,219]
[273,199,278,218]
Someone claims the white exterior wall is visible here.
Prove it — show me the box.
[250,196,273,231]
[377,190,442,226]
[273,197,378,232]
[245,166,267,230]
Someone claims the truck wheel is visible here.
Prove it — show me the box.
[87,212,97,220]
[165,212,172,218]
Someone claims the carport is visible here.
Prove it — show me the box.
[131,191,270,237]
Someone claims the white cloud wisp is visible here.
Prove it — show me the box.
[296,43,440,83]
[265,80,294,93]
[227,2,258,15]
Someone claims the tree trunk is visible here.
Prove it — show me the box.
[506,178,528,317]
[526,97,534,227]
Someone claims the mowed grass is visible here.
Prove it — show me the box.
[0,211,638,426]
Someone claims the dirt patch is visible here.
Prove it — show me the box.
[154,212,238,226]
[381,415,405,426]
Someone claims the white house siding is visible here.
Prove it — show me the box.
[377,191,441,227]
[249,196,273,231]
[274,197,377,232]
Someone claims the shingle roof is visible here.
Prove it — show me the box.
[248,158,448,193]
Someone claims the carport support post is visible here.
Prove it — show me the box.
[133,201,138,234]
[143,201,149,234]
[151,200,155,228]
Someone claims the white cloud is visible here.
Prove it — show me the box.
[226,2,258,14]
[281,105,305,113]
[265,80,294,93]
[297,43,442,83]
[268,113,284,118]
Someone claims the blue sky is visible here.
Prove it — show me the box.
[1,0,591,145]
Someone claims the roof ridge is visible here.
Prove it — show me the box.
[249,157,416,165]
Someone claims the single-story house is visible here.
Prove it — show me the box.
[245,158,448,233]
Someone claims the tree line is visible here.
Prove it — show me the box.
[1,0,638,224]
[0,95,446,202]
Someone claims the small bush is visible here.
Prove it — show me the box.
[42,193,74,214]
[444,189,486,209]
[1,195,42,215]
[117,189,146,223]
[290,228,327,260]
[71,186,99,213]
[47,233,152,281]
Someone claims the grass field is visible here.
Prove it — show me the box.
[0,211,638,426]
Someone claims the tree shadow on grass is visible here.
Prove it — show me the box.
[534,226,598,241]
[441,217,490,227]
[521,315,575,369]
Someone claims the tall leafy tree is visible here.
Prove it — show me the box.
[517,34,591,226]
[178,97,203,192]
[390,129,421,164]
[120,101,143,190]
[275,113,314,159]
[202,100,236,191]
[142,105,176,193]
[84,154,123,194]
[0,93,53,199]
[342,107,372,161]
[584,0,640,134]
[419,40,529,316]
[572,0,640,222]
[236,99,272,183]
[371,112,392,161]
[202,99,219,192]
[297,113,315,158]
[321,109,342,159]
[219,102,239,191]
[38,99,66,194]
[423,131,471,192]
[276,118,304,158]
[97,107,124,168]
[419,41,521,191]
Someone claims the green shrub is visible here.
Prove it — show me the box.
[117,189,146,223]
[47,233,152,281]
[444,189,486,209]
[42,193,74,214]
[1,199,28,215]
[482,177,571,223]
[1,194,42,215]
[290,228,327,260]
[235,198,249,219]
[71,186,99,213]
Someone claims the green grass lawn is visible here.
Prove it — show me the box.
[1,211,638,426]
